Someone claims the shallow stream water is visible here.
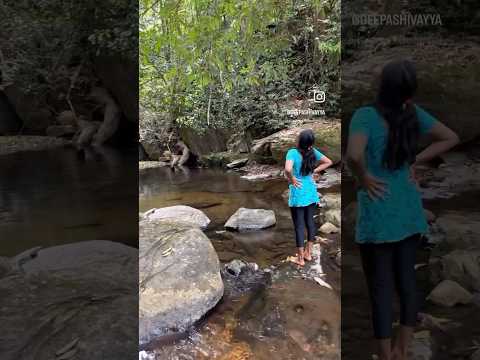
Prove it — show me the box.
[0,146,138,256]
[140,166,341,360]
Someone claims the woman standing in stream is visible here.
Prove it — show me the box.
[346,59,459,360]
[284,129,333,267]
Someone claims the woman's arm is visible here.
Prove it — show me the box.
[284,159,301,188]
[415,122,460,165]
[346,133,386,200]
[313,155,333,175]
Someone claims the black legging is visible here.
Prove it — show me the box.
[290,203,316,248]
[359,234,420,339]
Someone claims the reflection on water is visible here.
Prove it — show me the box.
[0,146,138,256]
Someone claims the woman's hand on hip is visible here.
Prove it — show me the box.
[360,173,387,200]
[291,176,302,188]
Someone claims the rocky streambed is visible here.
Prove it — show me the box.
[342,141,480,360]
[139,166,341,360]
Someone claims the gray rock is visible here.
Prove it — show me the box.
[226,158,249,169]
[436,214,480,249]
[225,259,247,277]
[427,280,473,307]
[440,250,480,292]
[139,219,223,344]
[324,209,341,228]
[0,241,138,360]
[316,168,341,189]
[225,208,276,231]
[143,205,210,229]
[319,193,341,211]
[319,222,339,234]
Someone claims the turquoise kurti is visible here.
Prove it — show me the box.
[286,148,324,207]
[349,105,437,244]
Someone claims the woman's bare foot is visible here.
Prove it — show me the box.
[289,247,305,266]
[304,242,315,261]
[289,257,305,266]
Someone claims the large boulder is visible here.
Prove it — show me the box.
[179,127,230,156]
[0,241,138,360]
[139,219,223,344]
[143,206,211,229]
[225,208,276,231]
[251,120,341,165]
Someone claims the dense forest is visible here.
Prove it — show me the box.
[140,0,340,159]
[0,0,138,149]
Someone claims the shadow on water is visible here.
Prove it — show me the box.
[0,146,138,256]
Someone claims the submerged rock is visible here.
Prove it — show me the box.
[139,219,223,345]
[143,205,211,229]
[0,241,137,360]
[225,208,276,231]
[427,280,473,307]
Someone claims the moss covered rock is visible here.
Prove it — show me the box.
[251,120,341,165]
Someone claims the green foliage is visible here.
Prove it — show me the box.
[0,0,138,97]
[140,0,340,141]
